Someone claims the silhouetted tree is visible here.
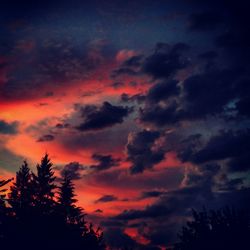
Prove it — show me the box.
[58,173,82,223]
[32,153,56,210]
[0,154,106,250]
[58,173,105,249]
[9,161,33,212]
[175,207,250,250]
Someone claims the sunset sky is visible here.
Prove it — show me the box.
[1,0,250,249]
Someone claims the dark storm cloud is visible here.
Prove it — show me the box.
[179,129,250,172]
[57,118,133,154]
[76,102,133,132]
[142,42,190,80]
[188,11,222,31]
[0,120,18,134]
[122,55,143,68]
[90,153,121,171]
[183,163,220,188]
[37,134,54,142]
[126,130,165,174]
[139,190,167,200]
[139,67,247,127]
[182,68,241,119]
[191,130,249,162]
[114,185,211,221]
[111,42,190,80]
[187,0,250,69]
[60,162,85,180]
[146,80,180,104]
[120,164,219,221]
[139,101,179,126]
[95,195,118,203]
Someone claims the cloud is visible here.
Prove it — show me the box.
[126,130,165,174]
[94,209,103,213]
[139,101,179,126]
[95,195,118,203]
[182,68,241,119]
[60,162,85,180]
[139,67,246,127]
[113,186,209,221]
[142,42,190,79]
[37,134,54,142]
[180,130,250,172]
[76,102,133,132]
[89,167,184,193]
[0,120,18,134]
[146,80,180,104]
[111,53,143,78]
[122,55,143,68]
[0,38,115,101]
[90,153,121,171]
[111,42,190,81]
[111,164,250,247]
[139,190,167,200]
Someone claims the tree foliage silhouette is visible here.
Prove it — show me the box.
[0,154,105,250]
[32,153,56,209]
[9,161,32,212]
[58,173,80,222]
[175,207,250,250]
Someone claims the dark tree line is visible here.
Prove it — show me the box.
[1,154,250,250]
[0,154,105,250]
[175,207,250,250]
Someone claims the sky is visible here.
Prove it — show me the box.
[1,0,250,249]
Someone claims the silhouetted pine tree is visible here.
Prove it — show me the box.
[32,153,56,210]
[0,154,105,250]
[9,161,33,212]
[83,222,106,250]
[58,173,85,225]
[58,174,106,249]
